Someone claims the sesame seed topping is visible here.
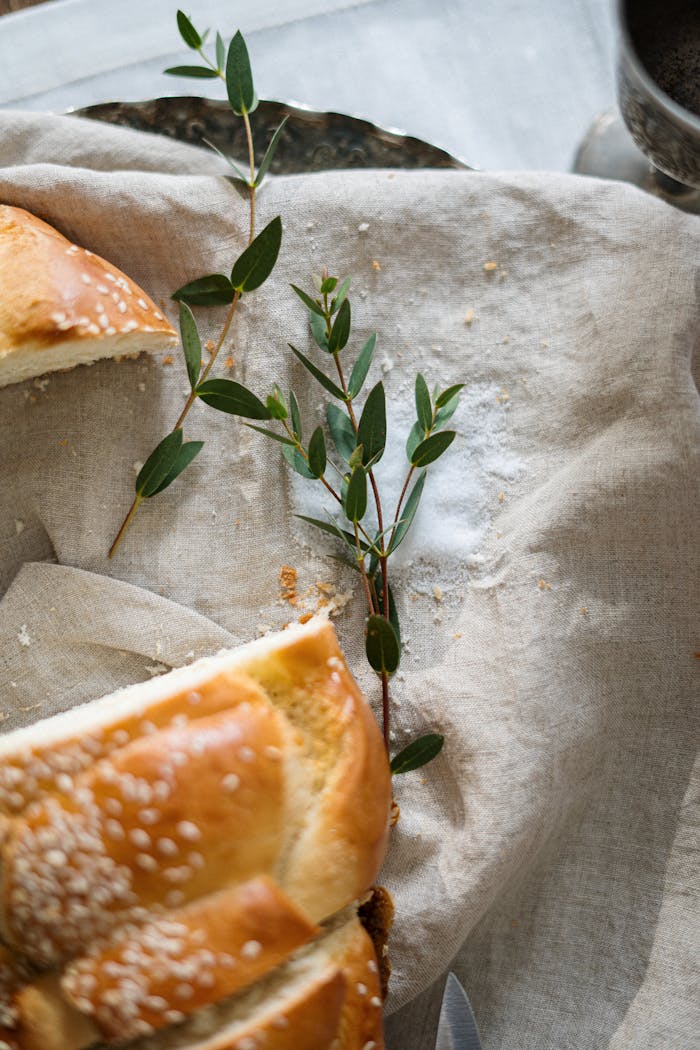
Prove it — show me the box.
[135,853,158,871]
[272,1016,289,1029]
[175,821,201,842]
[105,272,116,282]
[170,714,188,728]
[97,284,109,294]
[95,302,105,314]
[46,849,67,867]
[164,1010,186,1024]
[81,273,92,285]
[238,746,255,763]
[154,311,163,320]
[367,959,378,972]
[112,729,130,746]
[122,320,139,332]
[118,301,127,314]
[175,983,193,999]
[129,829,151,849]
[166,890,186,907]
[370,996,382,1007]
[221,773,240,792]
[87,323,101,335]
[138,808,160,825]
[241,940,262,960]
[357,982,368,995]
[105,326,116,336]
[238,1039,257,1050]
[140,721,157,735]
[111,291,120,303]
[105,797,122,816]
[105,819,125,841]
[264,745,282,760]
[186,691,202,705]
[145,995,168,1011]
[51,311,67,324]
[137,298,148,310]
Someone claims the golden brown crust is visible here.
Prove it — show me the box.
[0,205,177,384]
[0,621,390,1049]
[60,878,319,1040]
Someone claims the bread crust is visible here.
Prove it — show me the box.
[0,620,391,1049]
[0,205,177,386]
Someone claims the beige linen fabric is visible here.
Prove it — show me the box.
[0,111,698,1049]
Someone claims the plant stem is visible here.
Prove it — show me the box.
[107,493,143,559]
[380,672,390,751]
[388,465,415,551]
[108,107,258,558]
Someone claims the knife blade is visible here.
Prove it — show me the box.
[435,972,483,1050]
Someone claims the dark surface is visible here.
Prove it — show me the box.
[72,96,471,174]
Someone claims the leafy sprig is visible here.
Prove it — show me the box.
[109,16,286,557]
[192,269,461,772]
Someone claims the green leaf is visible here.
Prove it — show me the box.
[309,311,330,352]
[344,466,367,522]
[226,30,255,115]
[230,216,282,293]
[244,423,295,446]
[321,276,338,294]
[289,345,345,400]
[348,444,364,470]
[357,382,386,465]
[389,471,426,553]
[436,383,465,408]
[347,333,377,399]
[136,430,184,498]
[201,138,249,183]
[307,426,327,478]
[365,615,400,676]
[176,10,201,48]
[296,515,360,555]
[178,302,201,390]
[282,444,314,478]
[266,392,287,420]
[326,403,356,461]
[328,298,351,353]
[390,734,444,775]
[254,117,288,186]
[331,277,351,314]
[215,31,226,71]
[289,391,302,441]
[149,440,204,496]
[164,65,220,78]
[411,430,456,467]
[415,373,432,432]
[290,284,325,317]
[405,420,422,461]
[434,395,460,428]
[172,274,235,306]
[197,378,272,419]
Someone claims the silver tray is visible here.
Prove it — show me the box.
[72,97,472,174]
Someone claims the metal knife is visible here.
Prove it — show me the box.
[434,972,483,1050]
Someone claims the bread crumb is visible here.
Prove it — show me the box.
[298,612,313,624]
[372,260,381,271]
[33,377,50,392]
[138,382,146,392]
[483,260,498,272]
[162,355,174,366]
[205,340,215,353]
[381,358,393,374]
[581,607,588,615]
[464,308,475,325]
[433,585,443,602]
[15,520,25,535]
[145,663,168,676]
[453,631,464,639]
[256,624,272,637]
[18,625,31,647]
[498,492,506,503]
[538,579,552,591]
[279,565,298,606]
[358,222,369,233]
[225,356,234,369]
[502,336,510,345]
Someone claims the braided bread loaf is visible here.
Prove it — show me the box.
[0,618,392,1050]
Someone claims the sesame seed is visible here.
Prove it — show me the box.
[95,303,105,314]
[153,781,171,802]
[222,773,240,792]
[175,983,194,999]
[170,714,188,728]
[357,982,368,995]
[175,821,201,842]
[166,890,185,907]
[87,323,101,335]
[105,272,116,282]
[187,851,204,869]
[46,849,66,867]
[112,729,130,746]
[84,250,93,257]
[363,1044,377,1050]
[367,960,378,972]
[129,829,151,849]
[272,1016,289,1029]
[118,301,127,314]
[135,853,158,871]
[140,721,157,735]
[164,1010,186,1024]
[51,311,67,324]
[370,996,382,1007]
[138,808,160,825]
[241,940,262,960]
[237,1039,257,1050]
[111,291,120,303]
[171,751,187,767]
[154,311,163,320]
[163,866,192,884]
[122,320,138,332]
[81,273,92,285]
[56,773,73,793]
[186,691,202,705]
[145,995,168,1011]
[264,745,282,760]
[105,326,116,336]
[238,746,255,763]
[137,298,148,310]
[105,819,125,840]
[97,284,109,294]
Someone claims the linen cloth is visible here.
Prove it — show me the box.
[0,110,698,1050]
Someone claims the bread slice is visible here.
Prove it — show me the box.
[0,205,177,387]
[0,619,391,1049]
